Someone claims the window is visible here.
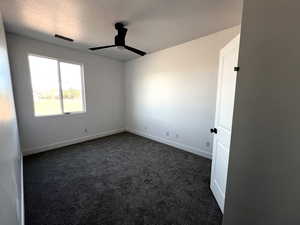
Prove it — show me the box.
[28,54,85,116]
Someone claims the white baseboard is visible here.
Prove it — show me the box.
[22,128,212,160]
[22,128,125,156]
[126,128,212,159]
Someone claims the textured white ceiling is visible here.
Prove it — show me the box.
[0,0,243,61]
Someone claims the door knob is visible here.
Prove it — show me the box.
[210,128,218,134]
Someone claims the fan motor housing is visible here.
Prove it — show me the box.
[115,34,125,46]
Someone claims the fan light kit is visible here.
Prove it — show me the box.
[89,22,146,56]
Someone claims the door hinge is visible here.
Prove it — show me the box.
[210,128,218,134]
[234,67,240,72]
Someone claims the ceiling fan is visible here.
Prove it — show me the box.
[89,22,146,56]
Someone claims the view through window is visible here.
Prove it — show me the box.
[28,55,85,116]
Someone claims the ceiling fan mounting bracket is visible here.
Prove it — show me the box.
[115,22,125,30]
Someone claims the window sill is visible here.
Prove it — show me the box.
[34,111,86,118]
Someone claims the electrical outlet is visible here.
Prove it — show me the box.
[166,131,170,137]
[84,128,88,133]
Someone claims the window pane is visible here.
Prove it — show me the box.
[28,55,62,116]
[59,62,84,113]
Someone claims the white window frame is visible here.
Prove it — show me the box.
[28,53,86,117]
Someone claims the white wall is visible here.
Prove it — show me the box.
[223,1,300,225]
[7,34,125,155]
[0,15,23,225]
[125,26,240,158]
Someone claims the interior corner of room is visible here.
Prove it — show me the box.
[1,0,299,225]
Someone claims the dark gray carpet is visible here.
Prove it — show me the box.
[24,132,222,225]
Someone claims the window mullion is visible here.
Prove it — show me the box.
[57,61,64,114]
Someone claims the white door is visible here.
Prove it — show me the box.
[211,35,240,212]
